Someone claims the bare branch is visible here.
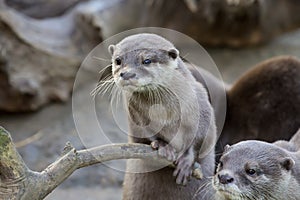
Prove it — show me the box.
[0,127,203,200]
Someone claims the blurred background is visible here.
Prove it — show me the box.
[0,0,300,199]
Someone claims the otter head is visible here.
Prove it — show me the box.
[108,33,181,93]
[213,141,295,199]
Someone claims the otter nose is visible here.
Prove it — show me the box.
[120,72,136,80]
[218,174,234,184]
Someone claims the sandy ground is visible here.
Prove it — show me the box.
[1,29,300,200]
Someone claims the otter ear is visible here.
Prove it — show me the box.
[168,49,178,59]
[108,45,115,55]
[280,157,295,171]
[224,144,231,152]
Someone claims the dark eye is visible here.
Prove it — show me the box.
[115,58,122,65]
[246,169,256,176]
[142,59,151,65]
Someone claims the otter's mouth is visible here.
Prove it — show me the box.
[217,188,237,196]
[216,188,243,200]
[213,178,241,199]
[118,79,138,87]
[120,81,156,92]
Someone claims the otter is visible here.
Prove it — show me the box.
[213,129,300,200]
[107,33,216,199]
[218,56,300,153]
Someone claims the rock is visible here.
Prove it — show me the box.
[5,0,88,19]
[1,0,300,112]
[0,0,102,112]
[135,0,300,47]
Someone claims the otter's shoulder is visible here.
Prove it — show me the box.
[273,140,298,152]
[274,129,300,152]
[229,55,300,92]
[290,129,300,151]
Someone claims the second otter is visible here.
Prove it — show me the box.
[221,56,300,145]
[214,129,300,200]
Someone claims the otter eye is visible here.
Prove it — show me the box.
[246,169,256,176]
[142,59,151,65]
[115,58,122,65]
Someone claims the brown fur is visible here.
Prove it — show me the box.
[220,56,300,147]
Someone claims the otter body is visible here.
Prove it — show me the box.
[219,56,300,148]
[214,129,300,200]
[108,34,216,199]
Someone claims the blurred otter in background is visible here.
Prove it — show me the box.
[189,55,300,156]
[219,56,300,149]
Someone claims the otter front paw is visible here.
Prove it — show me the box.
[151,140,176,162]
[173,154,194,185]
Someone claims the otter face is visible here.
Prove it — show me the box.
[213,141,295,200]
[109,45,179,93]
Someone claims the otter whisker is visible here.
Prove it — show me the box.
[193,177,214,199]
[181,53,190,60]
[91,70,114,95]
[91,84,103,97]
[155,85,163,105]
[92,56,111,62]
[147,85,154,105]
[156,85,174,104]
[98,64,112,74]
[111,86,123,110]
[194,176,212,194]
[105,82,117,97]
[91,77,115,98]
[145,85,152,103]
[94,80,114,92]
[215,152,225,157]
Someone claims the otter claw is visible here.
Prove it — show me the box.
[151,140,176,162]
[173,155,194,185]
[158,146,176,161]
[151,140,160,149]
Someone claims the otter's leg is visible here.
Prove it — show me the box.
[173,147,195,185]
[151,140,177,162]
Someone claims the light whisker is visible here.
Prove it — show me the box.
[92,56,111,62]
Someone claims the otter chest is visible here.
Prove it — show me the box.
[128,94,181,139]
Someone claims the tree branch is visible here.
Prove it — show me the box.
[0,126,203,200]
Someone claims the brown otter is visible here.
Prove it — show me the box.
[219,56,300,151]
[213,129,300,200]
[106,33,217,199]
[179,56,300,157]
[184,56,300,159]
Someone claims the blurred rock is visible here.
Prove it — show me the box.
[0,0,102,112]
[77,0,300,47]
[5,0,88,19]
[137,0,300,47]
[1,0,300,112]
